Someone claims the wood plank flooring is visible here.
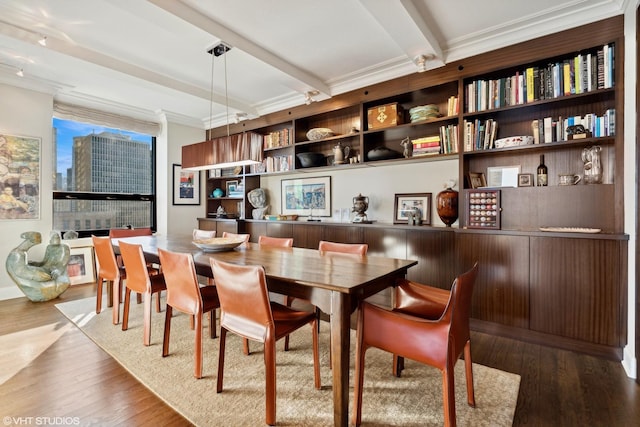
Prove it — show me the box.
[0,283,638,426]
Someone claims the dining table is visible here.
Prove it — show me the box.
[112,234,417,427]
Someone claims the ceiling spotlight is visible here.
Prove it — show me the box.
[38,36,47,47]
[414,54,432,73]
[304,90,320,105]
[16,68,23,77]
[234,112,248,124]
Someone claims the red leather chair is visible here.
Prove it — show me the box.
[258,235,293,247]
[92,235,125,325]
[210,259,320,426]
[352,263,479,427]
[192,228,216,240]
[119,241,167,346]
[158,248,220,379]
[221,231,250,246]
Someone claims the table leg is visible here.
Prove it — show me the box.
[330,290,351,427]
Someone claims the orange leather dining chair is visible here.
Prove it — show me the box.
[92,235,125,325]
[210,259,320,426]
[258,235,293,247]
[285,240,368,352]
[222,231,250,246]
[352,263,479,427]
[119,240,167,346]
[157,248,220,379]
[193,228,216,240]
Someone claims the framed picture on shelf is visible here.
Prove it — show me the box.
[487,165,520,187]
[467,172,486,189]
[66,246,96,285]
[172,163,200,205]
[518,173,534,187]
[281,176,331,216]
[393,193,432,225]
[226,180,238,195]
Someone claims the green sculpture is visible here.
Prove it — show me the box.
[6,231,71,301]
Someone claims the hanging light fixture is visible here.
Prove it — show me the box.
[181,42,262,171]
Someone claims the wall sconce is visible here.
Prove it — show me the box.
[304,90,320,105]
[414,54,433,73]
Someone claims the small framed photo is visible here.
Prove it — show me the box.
[467,172,487,189]
[226,180,238,195]
[67,246,96,285]
[518,173,533,187]
[487,165,521,187]
[393,193,432,225]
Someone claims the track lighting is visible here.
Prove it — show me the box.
[234,112,248,124]
[16,68,23,77]
[304,90,320,105]
[38,36,47,47]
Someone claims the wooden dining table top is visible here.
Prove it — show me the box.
[112,234,418,295]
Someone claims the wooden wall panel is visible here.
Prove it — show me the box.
[457,233,530,328]
[530,237,626,347]
[406,229,457,288]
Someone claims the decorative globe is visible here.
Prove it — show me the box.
[212,188,224,198]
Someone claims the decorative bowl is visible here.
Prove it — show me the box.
[306,128,335,141]
[296,152,326,168]
[192,236,247,252]
[366,147,402,161]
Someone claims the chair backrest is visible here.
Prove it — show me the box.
[92,235,120,281]
[109,227,153,238]
[222,231,250,246]
[209,259,272,341]
[193,229,216,240]
[157,248,203,315]
[118,241,153,294]
[442,262,478,354]
[258,235,293,247]
[318,240,368,256]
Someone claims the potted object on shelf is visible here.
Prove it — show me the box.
[436,180,458,227]
[352,193,372,223]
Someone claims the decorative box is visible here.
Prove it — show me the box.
[465,189,501,230]
[367,103,403,130]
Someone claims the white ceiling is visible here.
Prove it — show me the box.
[0,0,627,131]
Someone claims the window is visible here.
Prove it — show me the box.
[53,117,156,237]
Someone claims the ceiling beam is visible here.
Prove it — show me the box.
[359,0,445,69]
[148,0,331,97]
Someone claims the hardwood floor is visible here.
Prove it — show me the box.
[0,283,638,426]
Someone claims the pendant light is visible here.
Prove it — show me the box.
[181,42,261,171]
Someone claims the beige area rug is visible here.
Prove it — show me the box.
[56,297,520,426]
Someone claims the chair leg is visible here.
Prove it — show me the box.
[283,295,293,351]
[463,341,476,407]
[143,291,152,346]
[112,279,120,325]
[243,338,250,355]
[106,279,113,308]
[155,291,161,313]
[194,313,203,379]
[121,288,132,331]
[95,277,103,314]
[136,293,142,304]
[264,340,276,426]
[162,305,173,357]
[216,328,227,393]
[311,319,320,390]
[209,309,217,339]
[442,366,457,427]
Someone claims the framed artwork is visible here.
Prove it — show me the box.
[487,165,521,187]
[0,133,40,220]
[518,173,534,187]
[226,180,238,195]
[466,172,486,189]
[67,246,96,285]
[393,192,432,225]
[172,163,200,205]
[281,176,331,216]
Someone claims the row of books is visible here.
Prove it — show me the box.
[532,109,616,144]
[465,43,615,113]
[263,128,292,150]
[411,124,459,156]
[463,119,498,151]
[260,155,293,173]
[446,96,459,117]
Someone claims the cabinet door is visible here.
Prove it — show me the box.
[530,236,626,346]
[457,233,529,328]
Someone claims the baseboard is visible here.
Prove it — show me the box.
[622,345,637,379]
[0,286,24,301]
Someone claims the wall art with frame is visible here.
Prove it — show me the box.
[0,133,40,220]
[281,176,331,216]
[393,192,432,225]
[67,246,96,285]
[172,163,200,205]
